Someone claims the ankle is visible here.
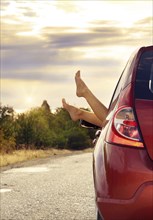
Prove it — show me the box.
[83,88,92,99]
[76,108,83,119]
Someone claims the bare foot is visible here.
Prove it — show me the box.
[75,70,89,98]
[62,98,82,121]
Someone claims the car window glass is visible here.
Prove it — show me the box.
[135,50,153,100]
[109,52,136,110]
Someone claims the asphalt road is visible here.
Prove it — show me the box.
[0,152,97,220]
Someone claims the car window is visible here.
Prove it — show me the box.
[109,52,136,110]
[135,50,153,100]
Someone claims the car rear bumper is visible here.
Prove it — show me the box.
[96,181,153,220]
[93,141,153,220]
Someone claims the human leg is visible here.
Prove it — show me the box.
[62,98,102,127]
[75,71,108,124]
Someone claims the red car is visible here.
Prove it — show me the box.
[92,45,153,220]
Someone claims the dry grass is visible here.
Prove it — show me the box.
[0,148,93,167]
[0,149,70,167]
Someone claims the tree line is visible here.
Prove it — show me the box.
[0,101,96,153]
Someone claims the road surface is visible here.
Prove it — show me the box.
[0,152,97,220]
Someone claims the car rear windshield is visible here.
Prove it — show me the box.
[135,49,153,100]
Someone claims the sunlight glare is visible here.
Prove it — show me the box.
[26,96,33,104]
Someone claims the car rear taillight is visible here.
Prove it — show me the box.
[106,106,144,148]
[114,107,141,141]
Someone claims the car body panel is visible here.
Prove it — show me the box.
[97,182,153,220]
[94,141,153,200]
[93,45,153,220]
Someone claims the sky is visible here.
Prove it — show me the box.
[1,0,153,113]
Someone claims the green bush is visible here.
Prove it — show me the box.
[67,128,91,150]
[0,130,16,154]
[0,103,94,152]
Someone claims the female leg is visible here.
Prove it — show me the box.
[62,71,108,127]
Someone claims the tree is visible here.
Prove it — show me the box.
[15,113,35,148]
[41,100,50,113]
[0,105,15,138]
[0,130,16,153]
[52,108,92,149]
[0,105,16,153]
[1,101,94,152]
[67,127,91,149]
[16,107,56,149]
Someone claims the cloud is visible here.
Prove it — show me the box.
[21,8,37,17]
[55,0,79,13]
[134,16,152,25]
[2,68,70,82]
[2,16,152,83]
[42,17,152,49]
[1,0,10,10]
[1,0,152,111]
[43,26,123,48]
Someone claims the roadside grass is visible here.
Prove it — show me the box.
[0,148,93,167]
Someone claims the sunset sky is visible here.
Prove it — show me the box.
[1,0,153,113]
